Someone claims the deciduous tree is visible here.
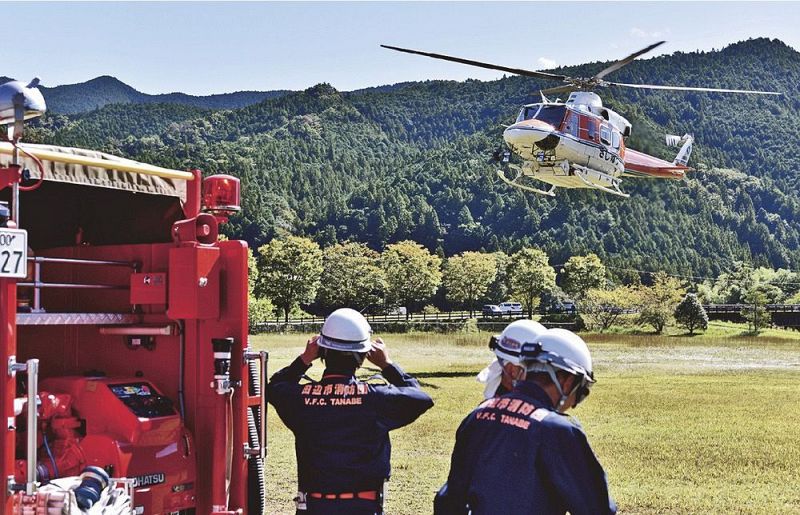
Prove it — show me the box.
[638,272,685,333]
[562,254,607,301]
[381,240,443,316]
[483,251,510,305]
[580,286,638,332]
[317,242,386,312]
[707,261,755,304]
[247,247,275,331]
[257,236,323,322]
[509,248,556,318]
[444,252,497,316]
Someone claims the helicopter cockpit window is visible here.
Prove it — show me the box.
[534,105,567,127]
[517,105,542,122]
[612,131,620,150]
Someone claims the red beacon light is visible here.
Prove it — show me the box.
[201,174,241,222]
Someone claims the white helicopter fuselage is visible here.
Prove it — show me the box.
[502,93,628,192]
[504,120,624,187]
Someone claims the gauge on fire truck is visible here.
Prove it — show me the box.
[108,382,177,418]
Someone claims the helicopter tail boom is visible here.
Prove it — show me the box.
[623,148,689,179]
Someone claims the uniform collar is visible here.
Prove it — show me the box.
[513,381,556,410]
[321,368,357,382]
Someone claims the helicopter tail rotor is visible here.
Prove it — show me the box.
[666,134,694,166]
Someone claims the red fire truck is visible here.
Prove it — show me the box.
[0,108,266,512]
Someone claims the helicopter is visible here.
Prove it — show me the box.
[381,42,780,197]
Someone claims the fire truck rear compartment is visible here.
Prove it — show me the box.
[6,176,257,514]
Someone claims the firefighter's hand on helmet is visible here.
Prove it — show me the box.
[367,338,393,369]
[300,335,321,365]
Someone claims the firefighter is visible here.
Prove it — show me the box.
[477,319,547,398]
[267,308,434,515]
[435,328,616,515]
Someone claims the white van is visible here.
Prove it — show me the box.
[498,302,523,315]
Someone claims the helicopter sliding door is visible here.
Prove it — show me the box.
[564,111,580,138]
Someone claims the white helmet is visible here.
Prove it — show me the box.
[519,328,595,409]
[490,319,547,364]
[319,308,373,353]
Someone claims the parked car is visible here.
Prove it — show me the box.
[482,304,503,316]
[387,306,407,316]
[498,302,523,315]
[548,300,577,314]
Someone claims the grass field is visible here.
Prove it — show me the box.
[252,322,800,514]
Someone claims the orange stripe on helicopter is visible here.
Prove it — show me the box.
[508,119,557,130]
[623,148,689,179]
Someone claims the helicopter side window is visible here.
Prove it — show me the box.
[612,130,620,150]
[600,125,612,146]
[582,118,597,141]
[534,105,567,127]
[565,112,579,137]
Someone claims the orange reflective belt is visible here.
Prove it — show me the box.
[308,490,379,501]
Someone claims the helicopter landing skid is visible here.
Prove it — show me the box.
[572,166,630,198]
[496,166,556,197]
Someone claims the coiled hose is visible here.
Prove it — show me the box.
[248,359,266,514]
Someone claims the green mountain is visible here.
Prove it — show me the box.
[25,38,800,278]
[1,75,289,114]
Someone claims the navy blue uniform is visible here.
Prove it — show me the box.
[434,381,616,515]
[268,357,434,514]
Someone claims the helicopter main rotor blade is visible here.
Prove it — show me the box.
[381,45,568,82]
[539,84,576,96]
[594,41,666,80]
[607,81,782,95]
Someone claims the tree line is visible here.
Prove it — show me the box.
[249,235,798,334]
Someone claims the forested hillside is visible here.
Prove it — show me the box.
[22,38,800,278]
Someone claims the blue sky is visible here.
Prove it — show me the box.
[5,2,799,95]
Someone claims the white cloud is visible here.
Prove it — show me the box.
[629,27,671,39]
[537,57,556,69]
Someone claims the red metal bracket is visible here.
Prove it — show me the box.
[0,165,25,191]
